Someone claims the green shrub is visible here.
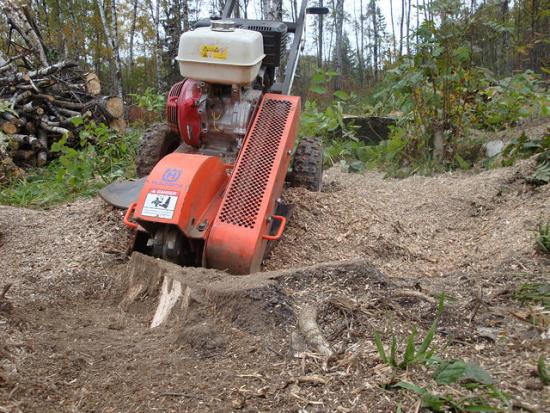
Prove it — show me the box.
[129,87,166,117]
[474,71,550,131]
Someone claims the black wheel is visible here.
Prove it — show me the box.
[288,137,324,191]
[135,123,181,178]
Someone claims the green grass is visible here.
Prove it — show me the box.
[0,166,103,208]
[374,293,445,369]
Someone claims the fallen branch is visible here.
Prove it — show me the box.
[287,375,328,386]
[392,289,436,304]
[0,283,12,300]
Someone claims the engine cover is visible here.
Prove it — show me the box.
[166,79,202,147]
[166,79,262,163]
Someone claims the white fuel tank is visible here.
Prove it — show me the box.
[177,22,265,85]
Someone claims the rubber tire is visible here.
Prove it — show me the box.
[288,137,324,191]
[135,123,181,178]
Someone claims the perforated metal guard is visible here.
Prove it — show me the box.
[218,98,292,229]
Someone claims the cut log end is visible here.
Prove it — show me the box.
[109,118,127,133]
[104,96,124,119]
[84,72,101,96]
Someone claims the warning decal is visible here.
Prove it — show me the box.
[199,44,228,60]
[141,189,179,219]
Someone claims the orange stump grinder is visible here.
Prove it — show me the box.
[101,1,328,274]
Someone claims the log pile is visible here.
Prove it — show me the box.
[0,60,125,168]
[0,0,125,180]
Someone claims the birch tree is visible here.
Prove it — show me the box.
[390,0,396,59]
[334,0,344,89]
[129,0,139,68]
[148,0,162,91]
[97,0,123,97]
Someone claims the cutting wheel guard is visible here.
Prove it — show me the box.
[205,94,301,274]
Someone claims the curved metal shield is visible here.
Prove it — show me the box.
[98,178,146,210]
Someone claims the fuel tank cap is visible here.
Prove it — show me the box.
[211,20,236,32]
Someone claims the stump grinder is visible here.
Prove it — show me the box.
[100,0,328,274]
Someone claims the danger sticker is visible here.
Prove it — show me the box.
[199,44,228,60]
[141,191,179,219]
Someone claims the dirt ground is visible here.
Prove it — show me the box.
[0,154,549,411]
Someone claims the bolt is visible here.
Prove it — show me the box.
[198,220,208,231]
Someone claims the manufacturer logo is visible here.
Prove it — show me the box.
[162,168,182,183]
[199,44,228,60]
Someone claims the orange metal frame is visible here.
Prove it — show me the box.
[129,152,228,240]
[124,94,301,275]
[204,94,301,274]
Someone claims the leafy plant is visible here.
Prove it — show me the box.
[129,87,166,115]
[373,293,445,369]
[433,360,493,385]
[538,355,549,386]
[535,222,550,254]
[308,68,337,95]
[51,121,138,190]
[501,131,550,166]
[528,162,550,185]
[514,282,550,310]
[0,99,17,116]
[475,71,550,131]
[393,380,508,413]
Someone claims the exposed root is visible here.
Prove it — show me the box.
[151,278,183,328]
[297,304,334,359]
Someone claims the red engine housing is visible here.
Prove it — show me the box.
[165,79,202,147]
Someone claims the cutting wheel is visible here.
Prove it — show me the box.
[150,226,198,266]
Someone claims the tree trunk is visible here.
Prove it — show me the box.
[147,0,162,90]
[334,0,344,89]
[371,0,379,81]
[416,0,419,50]
[262,0,283,20]
[399,0,405,56]
[353,1,363,85]
[360,0,365,79]
[501,0,511,75]
[2,0,49,67]
[97,0,123,97]
[129,0,139,68]
[390,0,397,59]
[183,0,190,32]
[406,0,411,55]
[317,0,324,67]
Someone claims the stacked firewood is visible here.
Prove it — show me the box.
[0,0,125,181]
[0,61,125,168]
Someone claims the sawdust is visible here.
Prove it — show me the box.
[0,150,549,411]
[266,158,550,278]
